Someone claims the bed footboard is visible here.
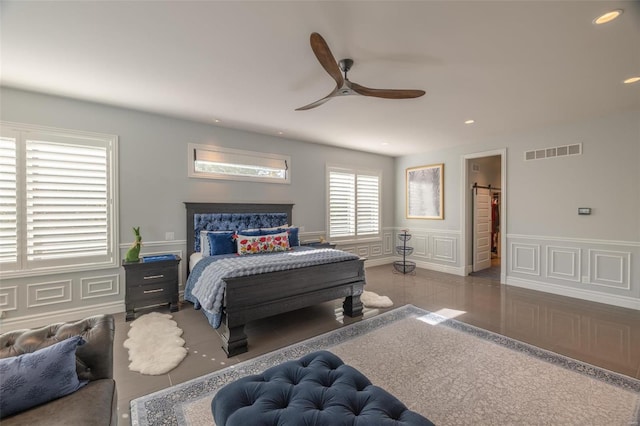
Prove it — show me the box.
[217,258,365,357]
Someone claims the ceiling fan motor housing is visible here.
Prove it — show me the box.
[339,58,354,73]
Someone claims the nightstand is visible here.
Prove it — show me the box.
[302,242,337,249]
[122,256,181,321]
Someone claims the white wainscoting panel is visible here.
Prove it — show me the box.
[383,232,393,255]
[510,243,540,276]
[588,249,631,290]
[431,236,457,263]
[413,235,428,258]
[0,286,17,312]
[357,246,370,258]
[370,244,383,257]
[546,246,581,282]
[506,234,639,311]
[27,279,73,308]
[81,274,120,300]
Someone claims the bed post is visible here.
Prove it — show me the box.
[217,322,248,357]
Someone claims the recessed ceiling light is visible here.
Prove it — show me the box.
[593,9,623,25]
[381,142,389,146]
[278,131,284,135]
[623,76,640,84]
[214,119,221,123]
[464,119,475,125]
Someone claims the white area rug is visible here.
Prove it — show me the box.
[123,312,187,375]
[361,290,393,308]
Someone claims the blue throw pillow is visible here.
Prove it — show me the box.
[286,227,300,247]
[206,231,236,256]
[0,335,88,418]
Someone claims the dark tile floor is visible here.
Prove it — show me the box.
[114,264,640,424]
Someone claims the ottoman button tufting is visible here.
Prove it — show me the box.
[211,350,434,426]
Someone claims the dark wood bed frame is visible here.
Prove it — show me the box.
[184,202,366,357]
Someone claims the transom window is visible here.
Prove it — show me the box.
[0,122,118,275]
[327,166,380,240]
[188,143,290,184]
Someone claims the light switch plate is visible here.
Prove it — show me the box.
[578,207,591,215]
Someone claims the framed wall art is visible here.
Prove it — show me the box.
[406,163,444,219]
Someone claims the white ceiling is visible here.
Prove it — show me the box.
[1,1,639,156]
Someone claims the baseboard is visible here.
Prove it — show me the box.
[364,257,395,268]
[412,259,466,276]
[506,276,640,311]
[364,256,466,276]
[0,301,125,333]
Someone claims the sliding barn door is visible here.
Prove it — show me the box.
[473,187,492,272]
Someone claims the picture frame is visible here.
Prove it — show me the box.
[406,163,444,219]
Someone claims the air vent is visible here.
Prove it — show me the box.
[525,143,581,161]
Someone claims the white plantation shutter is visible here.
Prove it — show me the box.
[329,171,356,238]
[0,136,17,266]
[0,123,117,274]
[26,139,108,263]
[328,168,380,239]
[356,174,379,235]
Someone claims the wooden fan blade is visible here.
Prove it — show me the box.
[310,33,344,87]
[295,87,339,111]
[350,82,425,99]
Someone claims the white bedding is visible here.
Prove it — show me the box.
[189,252,203,272]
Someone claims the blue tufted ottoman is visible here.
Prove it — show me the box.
[211,350,434,426]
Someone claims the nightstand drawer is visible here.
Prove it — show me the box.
[125,265,178,286]
[127,280,177,301]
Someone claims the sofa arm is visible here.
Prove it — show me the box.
[0,314,115,381]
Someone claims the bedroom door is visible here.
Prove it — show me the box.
[473,187,492,272]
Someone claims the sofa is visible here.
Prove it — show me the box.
[0,314,117,425]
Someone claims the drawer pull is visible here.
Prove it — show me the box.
[143,274,164,280]
[143,288,164,294]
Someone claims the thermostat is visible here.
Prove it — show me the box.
[578,207,591,215]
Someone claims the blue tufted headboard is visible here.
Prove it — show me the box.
[184,203,294,262]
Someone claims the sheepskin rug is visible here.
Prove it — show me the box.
[361,290,393,308]
[123,312,187,375]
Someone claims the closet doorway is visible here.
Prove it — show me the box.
[461,150,506,283]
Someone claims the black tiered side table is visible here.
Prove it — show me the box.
[393,230,416,274]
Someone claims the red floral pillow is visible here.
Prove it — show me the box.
[235,232,290,255]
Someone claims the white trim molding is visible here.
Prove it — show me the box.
[507,276,640,311]
[510,243,541,276]
[588,249,631,290]
[546,246,581,283]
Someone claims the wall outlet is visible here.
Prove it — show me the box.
[165,232,175,241]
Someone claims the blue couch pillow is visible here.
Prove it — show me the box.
[205,231,236,256]
[0,335,88,419]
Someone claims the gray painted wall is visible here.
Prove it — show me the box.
[0,87,396,329]
[395,110,640,309]
[1,86,638,329]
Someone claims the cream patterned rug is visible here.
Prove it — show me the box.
[130,305,640,425]
[124,312,187,375]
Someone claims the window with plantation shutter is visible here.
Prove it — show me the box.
[0,135,17,267]
[188,143,290,184]
[328,167,380,240]
[0,122,118,275]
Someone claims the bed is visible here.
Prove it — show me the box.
[183,202,366,357]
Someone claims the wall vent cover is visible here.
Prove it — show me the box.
[525,143,581,161]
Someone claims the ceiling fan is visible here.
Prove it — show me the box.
[296,32,426,111]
